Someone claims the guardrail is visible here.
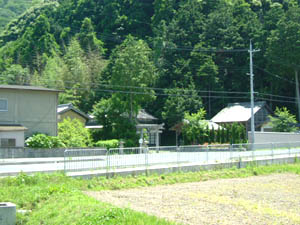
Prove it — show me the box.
[63,142,300,173]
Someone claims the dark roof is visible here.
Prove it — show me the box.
[0,85,61,92]
[57,103,90,120]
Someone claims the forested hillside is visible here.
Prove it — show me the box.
[0,0,300,143]
[0,0,44,29]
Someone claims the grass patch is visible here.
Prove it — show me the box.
[0,162,300,224]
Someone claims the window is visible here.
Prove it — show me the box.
[0,138,16,147]
[0,99,8,111]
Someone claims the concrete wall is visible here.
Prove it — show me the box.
[74,155,300,179]
[0,89,58,137]
[248,131,300,143]
[0,131,25,147]
[0,147,106,158]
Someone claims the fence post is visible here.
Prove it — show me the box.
[271,143,274,159]
[238,156,242,169]
[288,142,291,157]
[206,145,209,163]
[177,146,180,168]
[64,149,67,174]
[106,149,110,177]
[252,142,255,161]
[119,141,124,155]
[229,144,232,162]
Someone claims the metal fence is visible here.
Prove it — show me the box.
[64,142,300,173]
[64,148,106,172]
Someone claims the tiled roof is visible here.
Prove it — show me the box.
[57,103,89,120]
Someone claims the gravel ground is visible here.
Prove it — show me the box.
[86,174,300,225]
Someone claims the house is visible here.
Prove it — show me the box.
[57,103,103,129]
[57,103,89,124]
[211,101,273,133]
[85,115,103,129]
[0,124,27,147]
[135,109,164,147]
[0,85,60,147]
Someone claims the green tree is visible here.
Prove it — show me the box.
[92,97,138,142]
[217,127,221,144]
[109,35,157,120]
[269,107,298,132]
[181,108,207,145]
[61,38,90,111]
[0,64,30,85]
[77,17,105,54]
[13,14,59,71]
[32,52,66,89]
[58,118,92,147]
[162,82,203,127]
[209,126,215,144]
[266,6,300,117]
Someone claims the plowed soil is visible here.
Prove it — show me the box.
[86,174,300,225]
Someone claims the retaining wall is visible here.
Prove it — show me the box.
[0,147,106,158]
[248,132,300,143]
[68,154,300,179]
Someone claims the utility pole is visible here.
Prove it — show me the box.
[249,40,260,145]
[295,69,300,120]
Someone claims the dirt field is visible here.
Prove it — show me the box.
[86,174,300,225]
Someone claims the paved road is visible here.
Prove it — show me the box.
[1,148,299,176]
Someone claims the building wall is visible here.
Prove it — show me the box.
[58,110,87,124]
[0,130,25,147]
[0,89,58,137]
[248,131,300,143]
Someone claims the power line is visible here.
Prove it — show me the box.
[257,93,296,101]
[255,97,296,104]
[254,65,295,84]
[20,75,299,101]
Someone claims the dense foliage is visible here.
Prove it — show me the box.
[0,0,43,30]
[25,133,66,148]
[182,109,247,145]
[95,139,119,149]
[1,0,300,144]
[58,118,92,147]
[269,107,299,132]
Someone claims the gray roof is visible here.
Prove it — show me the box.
[0,85,61,92]
[211,101,267,123]
[57,103,90,120]
[137,109,157,121]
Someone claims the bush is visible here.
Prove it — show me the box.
[25,134,66,148]
[124,139,137,147]
[94,139,119,149]
[58,118,93,147]
[269,107,298,132]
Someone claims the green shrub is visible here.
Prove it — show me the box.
[95,139,119,149]
[58,118,93,147]
[25,134,66,148]
[124,139,137,147]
